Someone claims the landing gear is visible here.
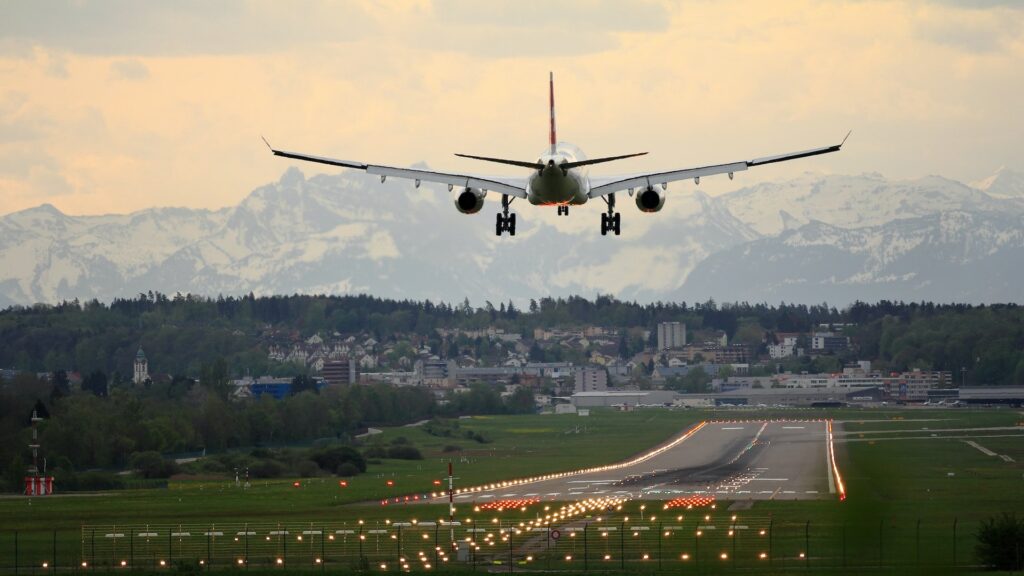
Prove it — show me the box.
[600,193,621,236]
[557,205,569,216]
[496,194,516,236]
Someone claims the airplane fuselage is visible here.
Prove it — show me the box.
[526,145,590,206]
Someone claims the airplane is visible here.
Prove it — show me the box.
[264,73,849,237]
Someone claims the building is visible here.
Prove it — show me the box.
[571,390,679,408]
[133,347,149,385]
[956,386,1024,406]
[768,336,800,359]
[657,322,687,350]
[811,332,850,354]
[452,366,520,386]
[676,386,883,407]
[321,359,359,386]
[879,370,952,402]
[415,359,454,382]
[574,368,608,393]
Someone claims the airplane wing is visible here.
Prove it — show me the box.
[263,138,527,199]
[587,132,850,198]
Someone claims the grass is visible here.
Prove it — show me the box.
[1,406,1022,573]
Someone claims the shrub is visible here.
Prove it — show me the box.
[976,512,1024,570]
[59,471,125,491]
[336,462,360,477]
[129,451,180,479]
[250,460,285,479]
[312,445,367,474]
[296,460,322,478]
[386,445,423,460]
[441,445,462,453]
[250,448,274,459]
[363,445,389,459]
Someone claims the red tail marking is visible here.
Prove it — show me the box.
[549,72,556,155]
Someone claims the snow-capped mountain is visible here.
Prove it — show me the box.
[714,172,1019,236]
[972,167,1024,200]
[0,167,756,307]
[1,167,1021,307]
[677,211,1024,304]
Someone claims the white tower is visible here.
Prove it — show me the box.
[133,347,149,384]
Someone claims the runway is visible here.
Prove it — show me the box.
[441,421,834,503]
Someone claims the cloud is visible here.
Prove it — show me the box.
[0,0,1022,219]
[109,59,149,80]
[913,5,1024,52]
[0,1,378,56]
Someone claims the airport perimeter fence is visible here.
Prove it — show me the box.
[0,517,1003,573]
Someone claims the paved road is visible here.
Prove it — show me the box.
[442,421,832,503]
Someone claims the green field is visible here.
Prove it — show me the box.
[1,407,1022,574]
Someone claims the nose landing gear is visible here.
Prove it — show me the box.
[600,193,621,236]
[557,205,569,216]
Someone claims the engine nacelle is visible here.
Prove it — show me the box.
[454,188,486,214]
[635,186,666,213]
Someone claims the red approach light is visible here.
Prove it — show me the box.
[664,495,716,510]
[293,481,301,488]
[433,480,442,486]
[478,498,540,511]
[339,480,348,488]
[386,480,395,487]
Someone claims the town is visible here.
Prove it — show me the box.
[11,310,1016,411]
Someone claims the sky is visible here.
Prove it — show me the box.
[1,0,1022,216]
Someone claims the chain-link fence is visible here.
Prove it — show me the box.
[0,517,993,573]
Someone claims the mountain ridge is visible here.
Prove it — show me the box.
[1,167,1021,307]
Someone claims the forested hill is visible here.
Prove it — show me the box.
[1,293,1022,385]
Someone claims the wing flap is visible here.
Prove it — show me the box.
[366,166,526,198]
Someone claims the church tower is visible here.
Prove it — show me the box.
[133,347,149,384]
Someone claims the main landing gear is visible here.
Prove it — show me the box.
[557,205,570,216]
[496,194,516,236]
[600,193,621,236]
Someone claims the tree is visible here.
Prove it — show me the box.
[82,370,108,397]
[290,374,318,396]
[976,512,1024,570]
[528,342,545,362]
[681,367,712,393]
[51,370,70,400]
[505,387,536,414]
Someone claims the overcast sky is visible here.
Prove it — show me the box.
[1,0,1022,216]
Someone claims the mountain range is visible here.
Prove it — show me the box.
[2,166,1022,308]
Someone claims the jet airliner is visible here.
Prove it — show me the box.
[265,73,848,237]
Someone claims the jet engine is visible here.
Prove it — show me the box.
[635,186,666,213]
[454,188,486,214]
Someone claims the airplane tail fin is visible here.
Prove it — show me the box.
[549,72,557,155]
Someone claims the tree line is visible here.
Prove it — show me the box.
[3,293,1021,379]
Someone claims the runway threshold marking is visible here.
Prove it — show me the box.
[783,426,805,429]
[963,440,997,456]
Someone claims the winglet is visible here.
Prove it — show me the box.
[261,135,273,151]
[840,130,852,147]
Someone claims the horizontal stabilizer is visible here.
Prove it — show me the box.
[561,152,647,170]
[455,151,647,171]
[454,154,544,170]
